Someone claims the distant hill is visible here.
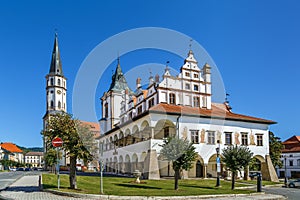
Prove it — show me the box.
[17,146,43,153]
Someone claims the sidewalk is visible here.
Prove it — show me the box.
[0,175,286,200]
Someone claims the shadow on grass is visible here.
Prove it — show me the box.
[180,184,215,189]
[115,183,162,190]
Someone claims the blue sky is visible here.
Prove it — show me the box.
[0,0,299,147]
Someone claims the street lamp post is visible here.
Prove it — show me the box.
[216,140,221,187]
[284,155,288,187]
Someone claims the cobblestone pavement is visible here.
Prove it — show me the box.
[0,175,286,200]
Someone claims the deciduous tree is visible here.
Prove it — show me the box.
[269,131,284,168]
[42,112,96,189]
[222,145,253,190]
[160,137,197,190]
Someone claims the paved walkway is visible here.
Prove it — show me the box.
[0,175,286,200]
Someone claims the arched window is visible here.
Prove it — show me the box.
[50,78,54,86]
[169,93,176,104]
[58,101,61,109]
[50,101,54,108]
[58,79,61,86]
[104,103,108,118]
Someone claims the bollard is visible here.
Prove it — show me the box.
[257,172,262,192]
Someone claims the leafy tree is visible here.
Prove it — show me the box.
[160,137,197,190]
[249,157,261,171]
[269,131,284,168]
[44,148,61,173]
[222,145,253,190]
[42,112,96,189]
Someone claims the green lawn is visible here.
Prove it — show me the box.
[42,174,256,196]
[235,179,282,186]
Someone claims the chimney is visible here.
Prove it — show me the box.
[136,77,141,89]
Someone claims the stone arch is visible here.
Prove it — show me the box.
[132,125,140,144]
[113,134,118,149]
[119,155,124,174]
[154,119,176,139]
[158,154,174,177]
[207,154,220,178]
[105,138,109,151]
[109,136,113,150]
[132,153,138,172]
[125,154,131,174]
[113,156,118,173]
[141,120,151,140]
[119,131,125,147]
[125,128,132,146]
[188,154,205,178]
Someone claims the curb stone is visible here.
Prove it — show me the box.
[43,189,286,200]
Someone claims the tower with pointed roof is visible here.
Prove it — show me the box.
[43,33,67,166]
[44,33,67,117]
[99,58,132,132]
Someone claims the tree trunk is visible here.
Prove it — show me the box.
[231,171,235,190]
[69,155,77,189]
[174,169,180,190]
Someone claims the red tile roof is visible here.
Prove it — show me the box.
[80,121,100,137]
[149,103,276,124]
[282,135,300,153]
[25,152,43,156]
[0,143,23,153]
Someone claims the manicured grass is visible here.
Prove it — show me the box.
[235,179,282,186]
[42,173,255,196]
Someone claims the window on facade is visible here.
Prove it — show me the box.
[137,106,142,115]
[104,103,108,118]
[148,98,154,108]
[169,93,176,104]
[297,159,300,166]
[193,97,200,107]
[290,154,293,157]
[194,73,199,78]
[58,79,61,86]
[58,101,61,109]
[185,72,190,77]
[202,96,207,108]
[185,83,190,90]
[257,134,263,146]
[241,133,248,145]
[128,112,132,120]
[164,128,169,138]
[50,101,54,108]
[50,78,54,86]
[207,131,215,144]
[190,130,199,144]
[194,85,199,91]
[290,160,294,166]
[225,132,232,145]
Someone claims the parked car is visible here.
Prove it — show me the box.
[288,179,300,188]
[25,167,31,171]
[16,167,25,171]
[9,167,17,171]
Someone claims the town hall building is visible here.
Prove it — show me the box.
[97,49,279,181]
[42,33,278,181]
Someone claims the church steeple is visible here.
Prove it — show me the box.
[49,33,64,76]
[44,33,67,115]
[108,57,132,93]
